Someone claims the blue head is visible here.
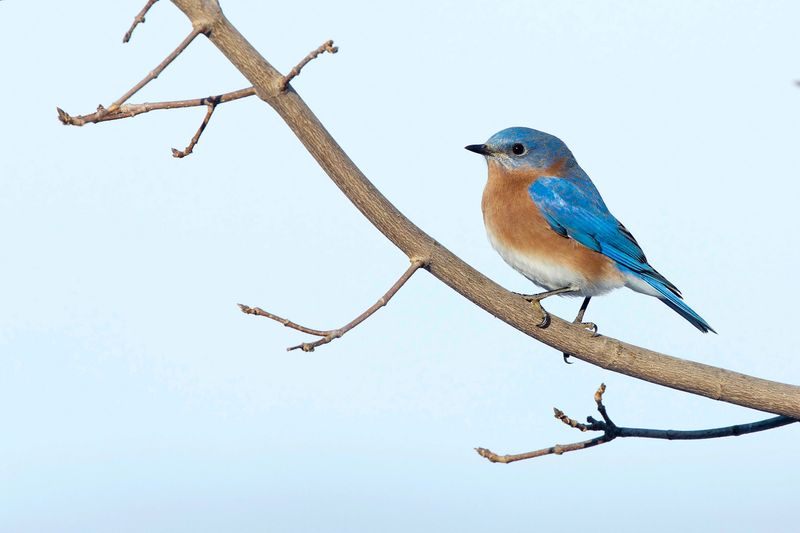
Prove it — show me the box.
[465,127,576,171]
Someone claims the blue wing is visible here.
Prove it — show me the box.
[529,176,714,333]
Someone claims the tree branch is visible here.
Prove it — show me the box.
[281,39,338,90]
[164,0,800,420]
[59,0,800,421]
[123,0,160,43]
[108,28,204,118]
[476,384,797,464]
[239,259,426,352]
[57,87,255,126]
[171,98,217,157]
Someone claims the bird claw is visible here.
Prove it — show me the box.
[562,352,574,364]
[531,301,551,328]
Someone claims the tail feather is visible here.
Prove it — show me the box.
[646,276,715,333]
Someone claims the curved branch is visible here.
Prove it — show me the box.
[167,0,800,419]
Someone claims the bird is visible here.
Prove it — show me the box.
[466,126,714,337]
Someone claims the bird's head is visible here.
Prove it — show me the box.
[465,127,574,171]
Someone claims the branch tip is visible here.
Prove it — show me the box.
[56,107,73,125]
[281,39,339,91]
[478,384,796,464]
[172,101,217,158]
[554,407,589,432]
[123,0,159,43]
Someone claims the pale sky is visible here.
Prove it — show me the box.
[2,1,799,531]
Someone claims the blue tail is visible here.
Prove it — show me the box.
[643,274,715,334]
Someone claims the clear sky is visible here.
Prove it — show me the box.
[2,1,799,531]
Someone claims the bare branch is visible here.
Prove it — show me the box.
[123,0,160,43]
[59,28,205,125]
[164,0,800,418]
[237,306,330,337]
[476,436,609,463]
[59,1,800,421]
[109,28,203,116]
[281,40,338,90]
[476,384,797,464]
[57,87,255,126]
[171,100,216,157]
[92,27,202,122]
[553,408,590,431]
[239,259,426,352]
[593,382,614,425]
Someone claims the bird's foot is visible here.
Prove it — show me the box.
[530,300,550,329]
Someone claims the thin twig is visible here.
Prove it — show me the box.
[57,87,255,126]
[237,306,330,337]
[281,40,338,91]
[593,382,614,425]
[123,0,159,43]
[477,384,798,464]
[239,258,427,352]
[172,100,217,158]
[476,436,609,463]
[99,28,203,119]
[553,408,589,431]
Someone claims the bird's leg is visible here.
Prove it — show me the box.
[563,297,598,364]
[516,286,578,328]
[573,297,597,334]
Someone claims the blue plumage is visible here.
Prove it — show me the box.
[530,176,714,333]
[467,126,714,333]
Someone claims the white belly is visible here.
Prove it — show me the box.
[486,229,625,297]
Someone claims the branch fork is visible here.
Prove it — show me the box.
[58,3,336,158]
[476,384,796,464]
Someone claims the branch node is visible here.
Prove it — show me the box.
[553,407,589,432]
[123,0,159,43]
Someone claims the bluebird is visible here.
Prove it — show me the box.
[466,127,714,337]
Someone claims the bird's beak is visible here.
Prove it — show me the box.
[465,144,491,156]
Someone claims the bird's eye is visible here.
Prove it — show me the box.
[511,143,525,155]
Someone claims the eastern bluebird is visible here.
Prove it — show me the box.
[466,127,714,334]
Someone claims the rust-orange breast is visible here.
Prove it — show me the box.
[481,160,625,293]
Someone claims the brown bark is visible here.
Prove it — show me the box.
[165,0,800,419]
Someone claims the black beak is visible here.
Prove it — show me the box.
[465,144,491,156]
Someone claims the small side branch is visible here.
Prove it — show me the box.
[106,28,203,117]
[123,0,159,43]
[59,27,204,126]
[281,40,338,90]
[172,99,217,158]
[239,258,427,352]
[57,87,255,126]
[476,384,797,464]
